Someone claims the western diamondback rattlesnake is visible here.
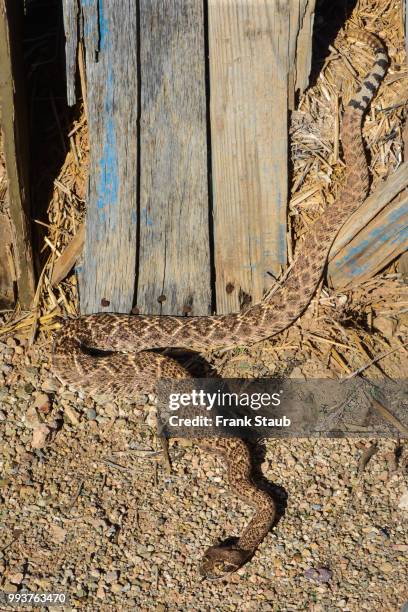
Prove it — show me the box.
[52,30,388,579]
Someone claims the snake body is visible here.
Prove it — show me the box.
[52,31,388,578]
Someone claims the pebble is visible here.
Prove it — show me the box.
[398,490,408,510]
[378,562,393,573]
[41,377,59,392]
[86,408,97,420]
[33,393,51,411]
[7,572,24,584]
[105,571,119,583]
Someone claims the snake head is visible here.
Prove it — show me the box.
[199,543,252,580]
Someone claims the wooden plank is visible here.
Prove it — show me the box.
[330,162,408,260]
[329,197,408,289]
[78,0,138,314]
[291,0,315,102]
[62,0,78,107]
[136,0,211,316]
[0,213,15,307]
[0,0,35,309]
[209,0,315,314]
[51,224,85,286]
[329,162,408,287]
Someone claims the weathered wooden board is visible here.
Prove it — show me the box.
[63,0,316,315]
[329,163,408,287]
[78,0,138,314]
[62,0,78,107]
[136,0,211,316]
[51,223,85,287]
[329,197,408,289]
[0,0,35,309]
[209,0,316,314]
[331,162,408,260]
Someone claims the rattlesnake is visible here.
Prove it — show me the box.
[52,30,388,579]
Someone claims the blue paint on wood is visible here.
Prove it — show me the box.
[96,115,119,227]
[98,0,108,50]
[141,207,154,228]
[331,203,408,279]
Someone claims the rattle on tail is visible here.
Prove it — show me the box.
[52,30,388,578]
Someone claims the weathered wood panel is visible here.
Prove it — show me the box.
[0,0,35,308]
[331,162,408,260]
[78,0,138,314]
[136,0,211,316]
[329,197,408,288]
[329,162,408,287]
[209,0,315,314]
[63,0,316,315]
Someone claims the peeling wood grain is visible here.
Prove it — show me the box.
[136,0,211,316]
[78,0,138,314]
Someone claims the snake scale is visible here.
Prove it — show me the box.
[52,30,388,578]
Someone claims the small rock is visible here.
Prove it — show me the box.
[378,562,393,573]
[50,524,67,543]
[25,406,40,428]
[86,408,97,420]
[31,424,51,449]
[64,405,81,425]
[398,490,408,510]
[8,572,24,584]
[42,377,59,392]
[105,570,119,582]
[304,567,332,583]
[33,393,51,413]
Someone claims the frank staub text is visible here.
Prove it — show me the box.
[166,389,292,430]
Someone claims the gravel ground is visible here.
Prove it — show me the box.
[0,334,407,611]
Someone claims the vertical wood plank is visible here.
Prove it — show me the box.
[209,0,315,314]
[62,0,78,106]
[291,0,315,104]
[0,0,35,309]
[79,0,138,314]
[137,0,211,316]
